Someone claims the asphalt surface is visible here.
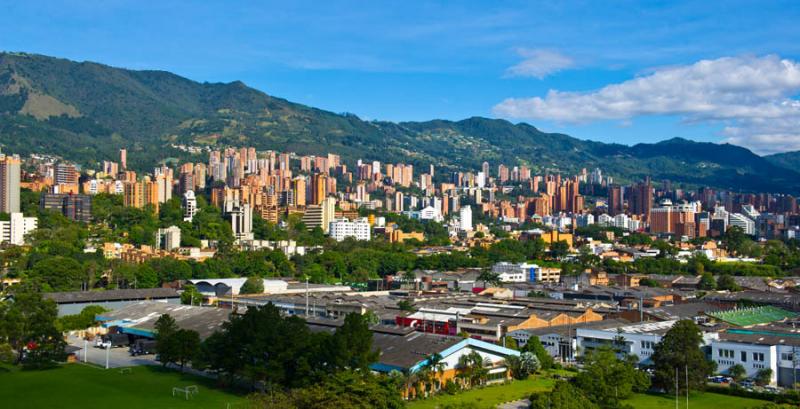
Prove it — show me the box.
[497,399,531,409]
[68,335,159,369]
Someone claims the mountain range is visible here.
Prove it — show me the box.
[0,52,798,194]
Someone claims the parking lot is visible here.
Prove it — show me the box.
[67,335,159,369]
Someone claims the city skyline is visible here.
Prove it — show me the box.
[2,1,800,153]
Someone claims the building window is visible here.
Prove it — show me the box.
[741,351,747,362]
[781,353,793,361]
[753,352,765,362]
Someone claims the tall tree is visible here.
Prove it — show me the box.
[172,329,200,372]
[240,277,265,294]
[530,381,598,409]
[574,347,649,407]
[0,292,65,367]
[522,336,554,370]
[652,320,716,393]
[154,314,179,367]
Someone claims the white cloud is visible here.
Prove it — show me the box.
[493,55,800,154]
[505,48,574,79]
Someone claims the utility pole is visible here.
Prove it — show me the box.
[105,345,110,369]
[686,365,689,409]
[675,367,678,409]
[83,339,88,363]
[305,276,309,317]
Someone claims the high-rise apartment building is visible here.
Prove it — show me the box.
[120,148,127,170]
[607,185,623,216]
[182,190,197,222]
[0,153,21,213]
[55,163,79,185]
[40,193,93,223]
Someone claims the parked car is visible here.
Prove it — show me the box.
[94,333,130,349]
[739,379,755,388]
[129,339,157,356]
[708,375,732,384]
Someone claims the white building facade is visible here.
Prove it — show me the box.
[0,213,37,245]
[329,218,371,241]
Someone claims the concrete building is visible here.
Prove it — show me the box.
[459,205,473,232]
[577,320,718,365]
[155,225,181,251]
[711,327,800,387]
[729,212,756,235]
[302,197,336,233]
[0,153,21,213]
[224,199,253,241]
[189,278,290,297]
[0,212,37,245]
[329,217,371,241]
[182,190,197,222]
[491,262,540,283]
[40,192,93,223]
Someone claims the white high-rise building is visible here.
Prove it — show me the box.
[0,213,37,245]
[419,205,443,222]
[155,225,182,251]
[729,213,756,235]
[224,199,253,241]
[329,218,371,241]
[182,190,197,222]
[459,205,473,232]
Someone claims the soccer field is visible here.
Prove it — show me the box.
[624,392,769,408]
[0,363,247,409]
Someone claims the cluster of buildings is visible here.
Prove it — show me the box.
[6,143,799,255]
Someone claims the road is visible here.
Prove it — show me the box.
[497,398,530,409]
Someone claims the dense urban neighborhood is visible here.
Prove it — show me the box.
[4,2,800,408]
[0,141,800,409]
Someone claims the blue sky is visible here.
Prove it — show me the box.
[2,1,800,153]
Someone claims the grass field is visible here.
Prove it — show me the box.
[0,363,247,409]
[407,372,771,409]
[406,374,562,409]
[624,392,769,408]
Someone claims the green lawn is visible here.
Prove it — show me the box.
[624,392,769,409]
[0,363,247,409]
[406,375,559,409]
[407,371,770,409]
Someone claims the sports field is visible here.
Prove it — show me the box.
[707,306,797,327]
[624,392,768,408]
[0,363,247,409]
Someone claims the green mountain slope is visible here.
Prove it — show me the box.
[0,52,798,193]
[766,151,800,172]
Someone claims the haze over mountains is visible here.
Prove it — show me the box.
[0,52,798,193]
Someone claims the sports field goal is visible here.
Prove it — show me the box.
[171,385,199,400]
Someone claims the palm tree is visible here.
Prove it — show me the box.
[427,353,446,391]
[456,354,473,389]
[416,366,433,397]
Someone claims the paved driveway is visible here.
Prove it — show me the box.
[497,399,530,409]
[67,335,159,369]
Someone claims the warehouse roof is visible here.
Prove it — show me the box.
[95,301,230,339]
[43,288,179,304]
